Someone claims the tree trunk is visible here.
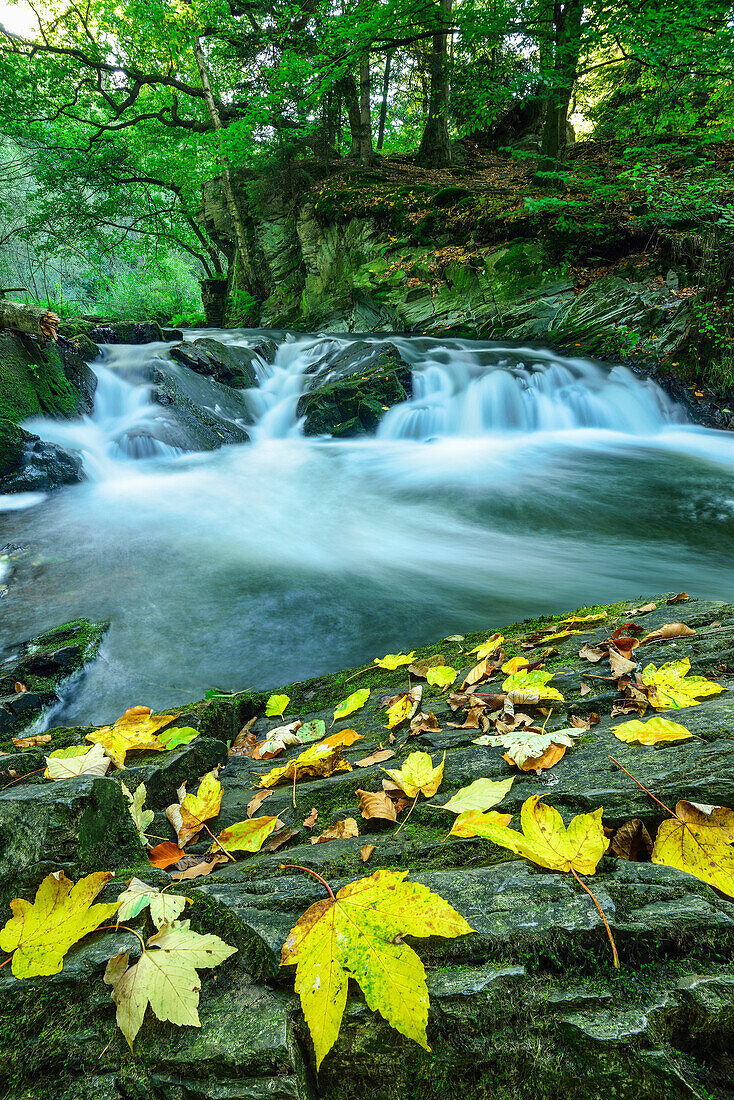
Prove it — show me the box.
[377,50,394,150]
[0,300,59,340]
[194,37,262,298]
[536,0,583,177]
[340,75,363,157]
[358,55,374,161]
[417,0,453,167]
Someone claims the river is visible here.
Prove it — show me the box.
[2,329,734,725]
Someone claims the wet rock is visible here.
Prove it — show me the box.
[162,327,185,341]
[296,342,412,436]
[0,619,108,737]
[0,419,84,493]
[88,320,165,344]
[0,331,94,425]
[170,339,258,389]
[151,359,251,451]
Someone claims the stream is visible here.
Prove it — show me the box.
[2,329,734,725]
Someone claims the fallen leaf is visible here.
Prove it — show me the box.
[0,871,120,978]
[666,592,689,604]
[409,711,441,735]
[104,919,236,1048]
[468,633,503,659]
[641,659,724,709]
[121,781,154,848]
[383,751,445,798]
[157,727,199,750]
[426,665,457,690]
[148,842,186,869]
[311,817,359,844]
[609,819,653,861]
[258,742,351,788]
[569,715,591,729]
[675,800,734,842]
[373,651,416,670]
[212,816,281,854]
[640,622,696,644]
[229,728,257,758]
[320,728,363,749]
[579,643,605,663]
[448,706,485,730]
[86,706,179,767]
[384,688,422,729]
[253,721,303,760]
[454,795,608,874]
[280,869,474,1068]
[166,771,222,847]
[116,879,188,928]
[408,655,445,677]
[333,688,370,723]
[461,658,495,690]
[579,681,591,696]
[611,716,693,745]
[261,825,300,851]
[506,740,567,773]
[502,669,564,703]
[355,788,398,823]
[449,809,513,837]
[501,656,530,674]
[355,747,395,767]
[360,844,376,862]
[44,742,112,780]
[474,728,577,767]
[265,694,290,719]
[439,777,514,815]
[629,602,656,615]
[608,649,638,678]
[560,612,607,625]
[12,733,51,748]
[174,856,229,881]
[652,801,734,897]
[246,789,273,817]
[303,807,318,828]
[298,719,327,743]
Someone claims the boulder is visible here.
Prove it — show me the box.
[0,419,84,493]
[151,359,251,450]
[296,342,412,436]
[0,331,95,425]
[88,320,165,344]
[170,338,259,388]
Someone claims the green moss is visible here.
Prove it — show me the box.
[77,778,142,870]
[0,332,80,424]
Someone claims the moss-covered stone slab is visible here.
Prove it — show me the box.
[296,342,412,436]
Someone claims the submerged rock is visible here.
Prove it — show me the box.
[0,419,84,493]
[296,341,412,436]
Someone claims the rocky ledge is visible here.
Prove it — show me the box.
[1,594,734,1099]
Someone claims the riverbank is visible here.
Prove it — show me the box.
[1,592,733,1099]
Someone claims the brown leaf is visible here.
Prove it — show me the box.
[310,817,359,844]
[410,711,441,735]
[666,592,689,604]
[579,681,591,696]
[448,706,484,730]
[569,715,591,729]
[13,682,27,694]
[609,649,638,678]
[261,826,300,852]
[12,733,52,748]
[640,622,696,644]
[148,841,186,869]
[609,634,640,659]
[360,844,376,862]
[355,788,398,823]
[629,602,656,615]
[229,719,258,757]
[588,712,600,725]
[579,643,605,663]
[504,741,567,773]
[609,818,653,862]
[461,657,495,690]
[355,748,395,767]
[303,807,318,828]
[408,654,445,678]
[246,789,273,818]
[174,854,229,881]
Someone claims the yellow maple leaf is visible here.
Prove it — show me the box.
[440,777,514,815]
[383,751,445,798]
[166,771,222,847]
[0,871,120,978]
[332,688,370,724]
[86,705,179,766]
[280,869,474,1067]
[502,669,564,702]
[611,716,692,745]
[641,659,724,709]
[652,800,734,897]
[373,651,416,670]
[258,742,351,788]
[559,612,607,625]
[425,665,457,690]
[105,919,236,1048]
[384,693,418,728]
[449,809,513,836]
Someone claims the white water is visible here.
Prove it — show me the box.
[3,329,734,723]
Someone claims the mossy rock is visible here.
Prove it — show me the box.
[296,345,412,437]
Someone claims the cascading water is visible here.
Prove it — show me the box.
[3,328,734,726]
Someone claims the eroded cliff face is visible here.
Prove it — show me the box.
[199,172,694,367]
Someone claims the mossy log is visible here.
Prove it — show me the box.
[0,300,59,340]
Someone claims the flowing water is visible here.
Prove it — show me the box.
[2,329,734,725]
